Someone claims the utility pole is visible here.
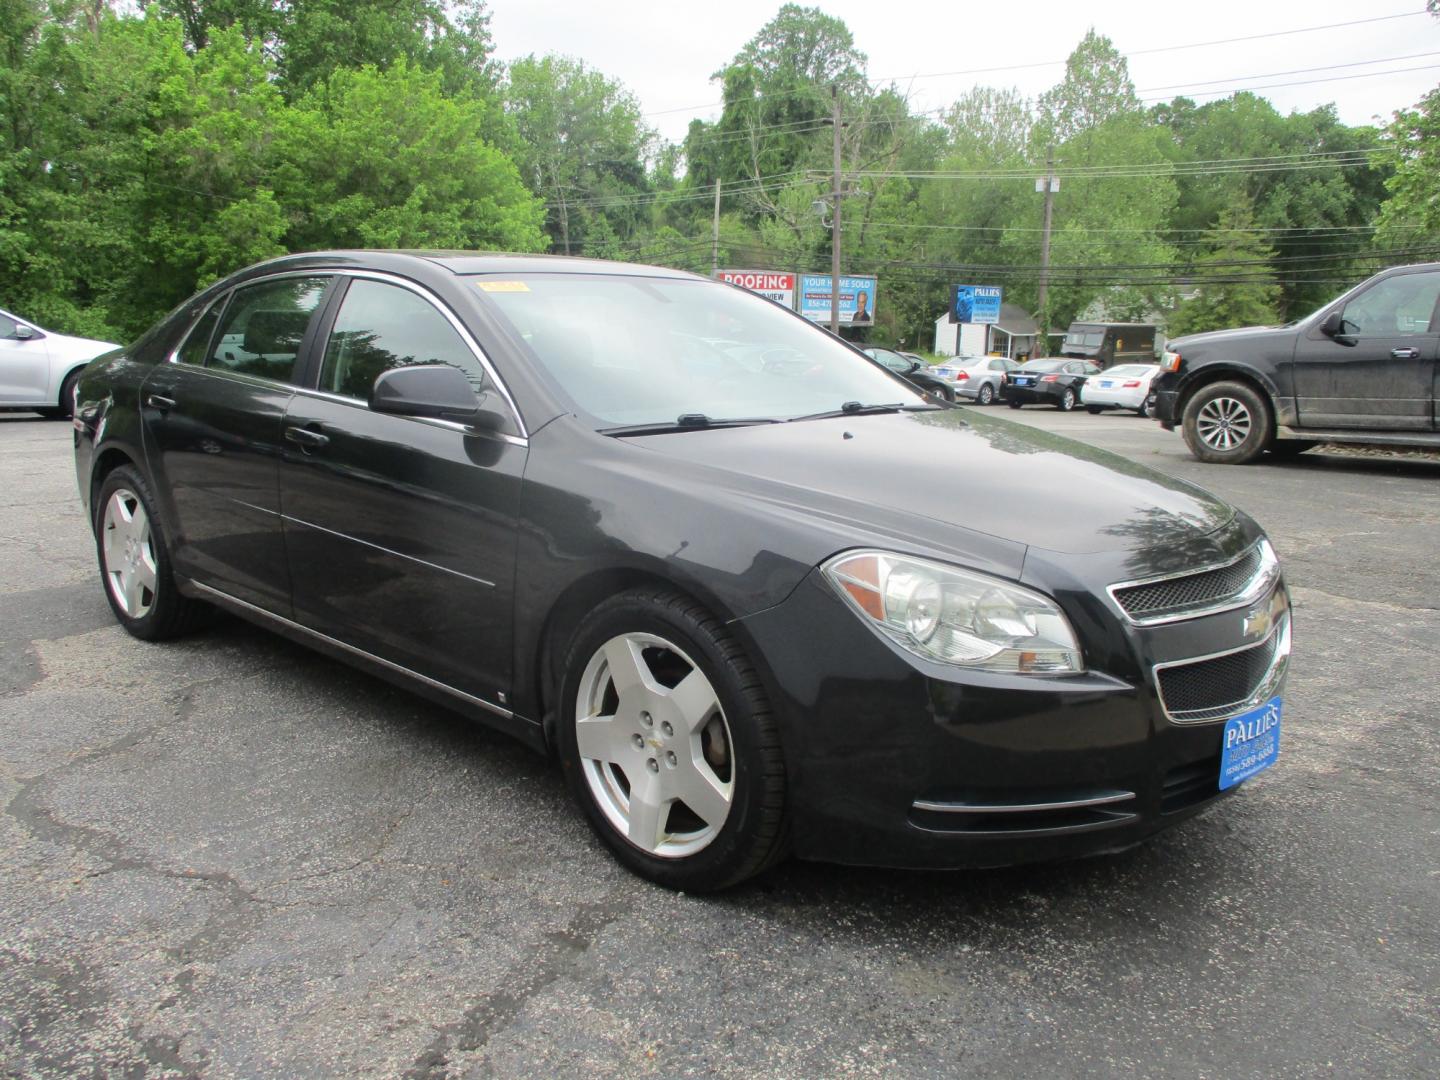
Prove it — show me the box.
[830,84,843,335]
[711,178,722,275]
[1036,146,1057,354]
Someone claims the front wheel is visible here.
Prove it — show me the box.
[1136,397,1151,419]
[1056,388,1076,412]
[94,466,209,639]
[932,385,955,403]
[37,369,81,420]
[1181,380,1273,464]
[558,589,788,891]
[977,383,994,406]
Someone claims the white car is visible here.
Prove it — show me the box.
[1,309,120,418]
[1080,363,1161,417]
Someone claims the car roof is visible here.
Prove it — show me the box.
[237,249,707,281]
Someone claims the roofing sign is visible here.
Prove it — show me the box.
[715,270,796,308]
[953,285,1002,325]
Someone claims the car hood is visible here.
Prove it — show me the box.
[1171,323,1293,351]
[629,408,1235,557]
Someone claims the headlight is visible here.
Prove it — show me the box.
[823,550,1085,675]
[1160,350,1182,372]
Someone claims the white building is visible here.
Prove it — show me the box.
[933,303,1042,359]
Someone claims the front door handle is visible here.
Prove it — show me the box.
[1391,347,1421,360]
[146,394,176,412]
[285,426,330,450]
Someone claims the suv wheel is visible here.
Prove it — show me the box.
[1182,381,1272,464]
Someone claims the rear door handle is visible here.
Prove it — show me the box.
[146,394,176,412]
[285,426,330,450]
[1391,347,1421,360]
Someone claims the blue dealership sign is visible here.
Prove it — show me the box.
[953,285,1002,324]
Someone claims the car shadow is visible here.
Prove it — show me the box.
[1269,448,1440,479]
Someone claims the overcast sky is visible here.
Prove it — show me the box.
[490,1,1439,145]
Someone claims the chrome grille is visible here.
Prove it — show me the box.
[1114,546,1262,620]
[1156,630,1281,723]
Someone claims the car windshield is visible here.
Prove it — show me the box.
[1105,365,1157,377]
[1018,359,1064,373]
[471,274,928,427]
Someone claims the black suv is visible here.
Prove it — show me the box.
[1153,263,1440,463]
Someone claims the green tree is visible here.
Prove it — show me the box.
[1373,85,1440,248]
[1167,200,1281,337]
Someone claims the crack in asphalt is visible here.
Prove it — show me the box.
[402,895,630,1079]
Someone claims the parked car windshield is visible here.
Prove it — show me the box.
[1018,359,1065,373]
[471,274,928,426]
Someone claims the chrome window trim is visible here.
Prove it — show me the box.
[1152,606,1291,726]
[287,384,528,448]
[322,269,529,439]
[1107,538,1279,627]
[155,360,297,396]
[189,580,513,720]
[165,270,335,371]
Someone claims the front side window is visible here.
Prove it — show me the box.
[176,298,224,367]
[208,276,330,382]
[319,279,486,401]
[471,274,927,427]
[1340,272,1440,337]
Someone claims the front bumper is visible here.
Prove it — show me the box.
[734,557,1290,870]
[1154,388,1181,427]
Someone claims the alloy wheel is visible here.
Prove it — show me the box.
[101,488,157,619]
[575,632,734,858]
[1196,396,1252,452]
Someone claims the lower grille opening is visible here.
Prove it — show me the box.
[1162,754,1223,814]
[910,788,1138,836]
[1156,623,1283,722]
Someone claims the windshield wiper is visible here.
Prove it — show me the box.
[599,413,783,437]
[787,401,932,422]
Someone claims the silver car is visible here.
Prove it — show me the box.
[933,355,1018,406]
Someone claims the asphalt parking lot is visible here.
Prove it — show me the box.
[2,406,1437,1078]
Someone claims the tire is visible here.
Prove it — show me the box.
[1269,439,1317,458]
[1136,397,1151,419]
[1085,405,1104,415]
[1057,388,1076,412]
[94,465,210,640]
[977,383,994,406]
[557,588,787,891]
[37,368,81,420]
[1007,398,1022,410]
[933,385,955,403]
[1181,380,1273,465]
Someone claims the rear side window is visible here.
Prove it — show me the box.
[207,276,331,382]
[319,279,486,401]
[176,298,223,367]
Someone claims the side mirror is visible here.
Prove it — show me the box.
[13,324,35,341]
[370,364,503,429]
[1319,310,1345,338]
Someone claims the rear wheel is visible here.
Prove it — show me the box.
[558,588,787,891]
[1057,388,1076,412]
[94,466,209,639]
[1182,380,1273,464]
[932,384,955,403]
[37,369,81,420]
[977,383,994,406]
[1007,398,1022,410]
[1085,405,1104,415]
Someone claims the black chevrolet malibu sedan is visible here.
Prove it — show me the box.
[73,252,1291,891]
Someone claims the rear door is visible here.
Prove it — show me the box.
[141,274,334,614]
[1292,269,1440,431]
[277,274,526,707]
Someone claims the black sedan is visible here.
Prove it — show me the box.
[1005,357,1102,410]
[74,252,1291,891]
[863,346,955,401]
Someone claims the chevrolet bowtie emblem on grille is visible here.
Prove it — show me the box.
[1242,606,1271,639]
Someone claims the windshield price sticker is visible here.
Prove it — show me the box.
[476,280,530,293]
[1219,697,1281,790]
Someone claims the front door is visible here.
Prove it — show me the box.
[141,275,334,614]
[0,313,50,405]
[277,276,525,707]
[1292,269,1440,431]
